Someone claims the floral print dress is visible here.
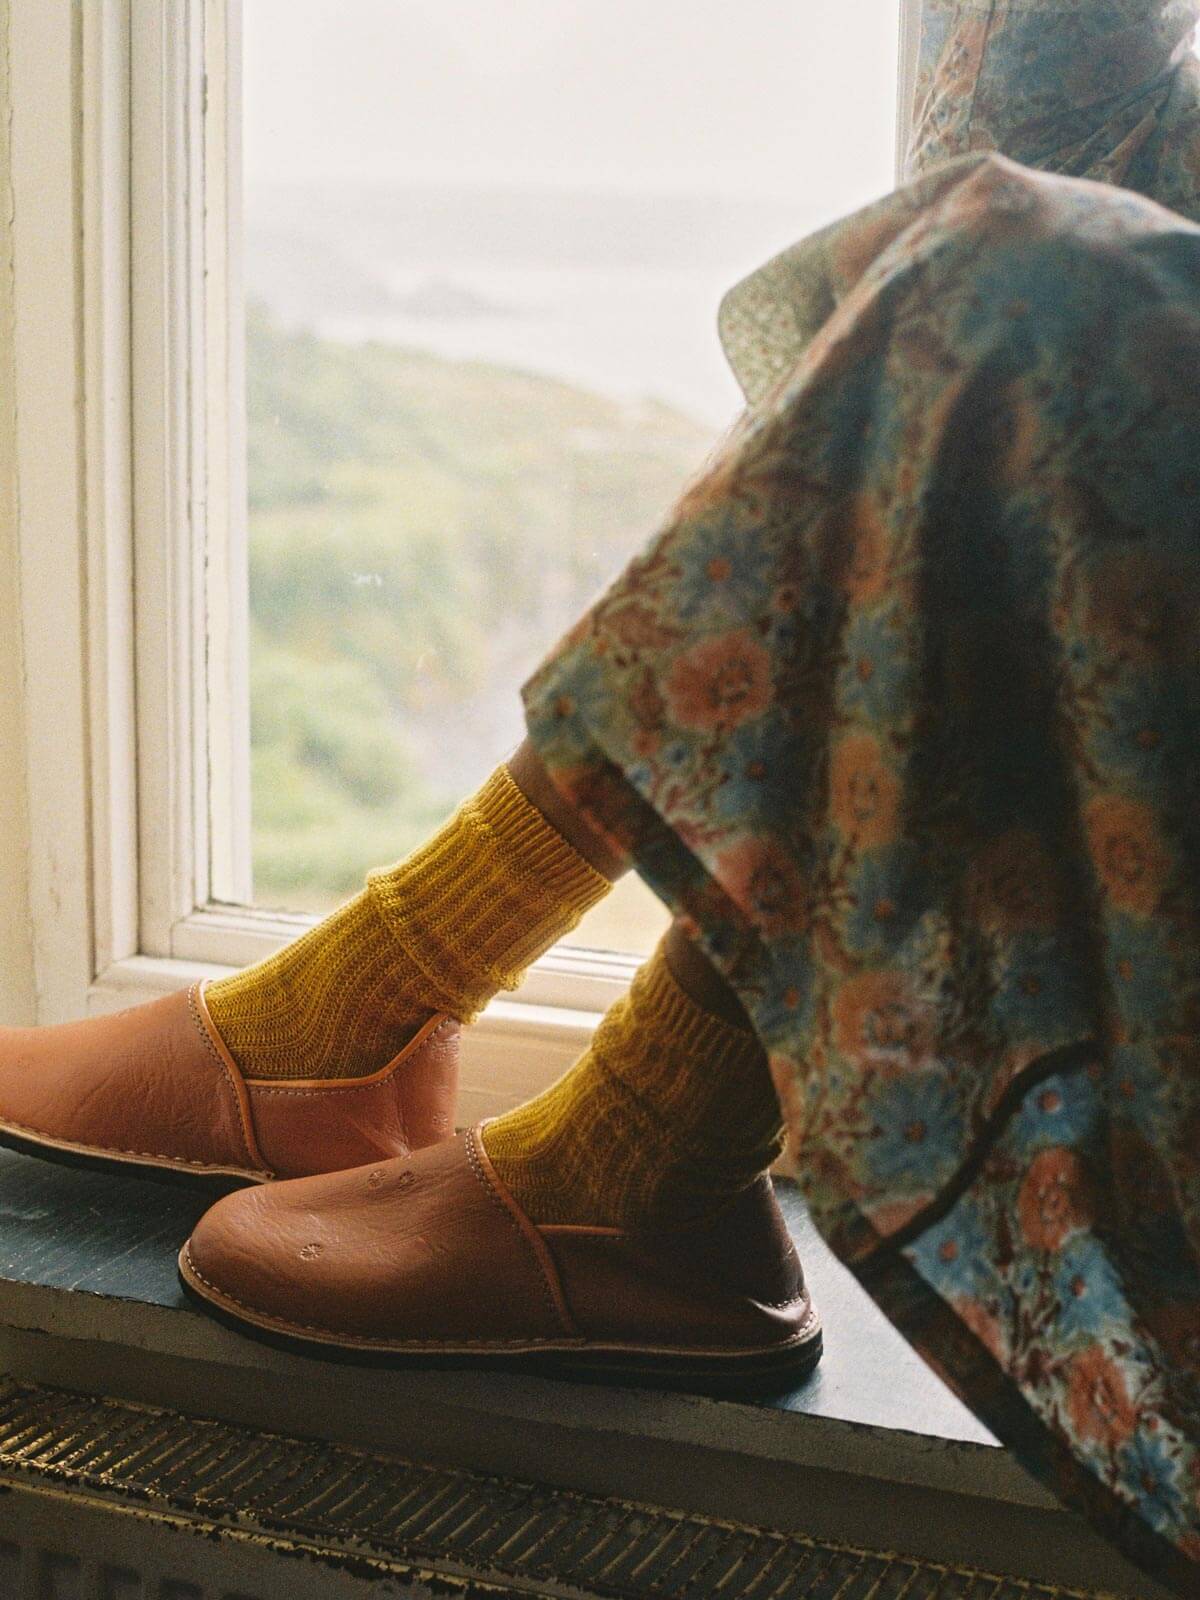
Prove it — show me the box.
[522,3,1200,1593]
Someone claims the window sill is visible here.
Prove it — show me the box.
[0,1146,1166,1598]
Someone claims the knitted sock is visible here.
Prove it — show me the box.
[204,766,611,1079]
[482,939,783,1229]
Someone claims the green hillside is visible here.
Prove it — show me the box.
[246,303,714,910]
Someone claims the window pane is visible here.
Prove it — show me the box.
[241,0,899,952]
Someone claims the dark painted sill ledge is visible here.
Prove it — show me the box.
[0,1149,1166,1597]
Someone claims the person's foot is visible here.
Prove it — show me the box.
[203,766,610,1082]
[179,1125,822,1394]
[0,983,460,1186]
[176,925,819,1388]
[0,763,611,1186]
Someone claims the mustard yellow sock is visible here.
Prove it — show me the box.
[204,766,611,1079]
[482,940,783,1229]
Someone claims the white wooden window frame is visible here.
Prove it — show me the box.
[3,0,920,1120]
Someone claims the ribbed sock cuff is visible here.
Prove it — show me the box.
[484,939,784,1228]
[366,766,611,1021]
[617,945,784,1171]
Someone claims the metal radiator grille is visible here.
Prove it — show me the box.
[0,1377,1115,1600]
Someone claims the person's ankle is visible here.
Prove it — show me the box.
[662,920,752,1030]
[481,940,782,1232]
[204,764,612,1082]
[203,888,442,1081]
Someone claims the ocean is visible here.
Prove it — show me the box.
[244,180,864,430]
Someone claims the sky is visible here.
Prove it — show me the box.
[243,0,902,208]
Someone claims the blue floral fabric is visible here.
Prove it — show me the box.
[908,0,1200,216]
[522,7,1200,1593]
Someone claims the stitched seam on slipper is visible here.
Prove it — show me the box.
[464,1131,563,1331]
[187,986,258,1167]
[249,1018,457,1096]
[250,1080,404,1100]
[182,1249,816,1354]
[790,1303,820,1337]
[0,1115,259,1174]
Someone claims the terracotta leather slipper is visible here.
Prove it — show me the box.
[0,983,459,1187]
[178,1126,822,1394]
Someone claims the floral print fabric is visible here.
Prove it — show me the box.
[521,7,1200,1595]
[908,0,1200,220]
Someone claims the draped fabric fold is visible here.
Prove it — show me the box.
[720,1,1200,411]
[907,0,1200,208]
[522,7,1200,1592]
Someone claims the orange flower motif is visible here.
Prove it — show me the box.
[1066,1346,1137,1451]
[1017,1147,1091,1252]
[715,837,808,937]
[1084,794,1168,919]
[664,630,773,731]
[829,733,901,849]
[831,969,935,1067]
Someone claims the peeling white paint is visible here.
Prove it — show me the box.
[0,0,36,1026]
[5,0,95,1023]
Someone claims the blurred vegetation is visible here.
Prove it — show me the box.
[246,301,713,912]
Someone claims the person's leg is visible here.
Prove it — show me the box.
[205,743,622,1080]
[661,918,752,1030]
[209,720,778,1222]
[506,739,631,881]
[481,922,781,1229]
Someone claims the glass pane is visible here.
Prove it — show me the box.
[241,0,900,953]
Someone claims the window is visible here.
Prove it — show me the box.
[3,2,918,1089]
[237,3,904,963]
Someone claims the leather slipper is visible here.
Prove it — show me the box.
[178,1126,822,1394]
[0,983,459,1187]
